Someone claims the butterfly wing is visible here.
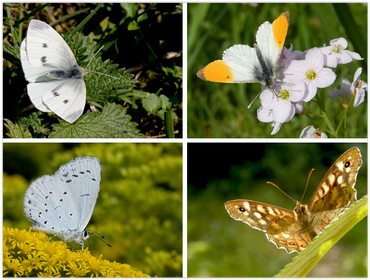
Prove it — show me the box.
[196,44,260,83]
[308,147,362,212]
[54,157,101,232]
[27,79,86,123]
[255,12,289,70]
[22,20,77,71]
[20,20,86,123]
[306,147,362,231]
[23,175,80,237]
[20,39,52,112]
[225,199,306,253]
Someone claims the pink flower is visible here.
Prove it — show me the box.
[320,38,363,66]
[328,67,367,107]
[284,48,336,102]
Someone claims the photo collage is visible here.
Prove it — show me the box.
[3,2,367,277]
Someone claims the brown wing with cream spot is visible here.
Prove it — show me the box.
[225,199,309,253]
[308,147,362,214]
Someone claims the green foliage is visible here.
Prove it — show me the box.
[3,119,32,138]
[142,93,177,121]
[164,111,175,138]
[188,3,367,137]
[4,103,144,138]
[49,103,143,138]
[121,3,148,31]
[3,143,182,277]
[3,3,182,138]
[4,112,50,138]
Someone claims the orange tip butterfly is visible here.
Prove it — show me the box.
[197,12,290,91]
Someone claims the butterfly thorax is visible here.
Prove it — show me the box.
[47,64,83,80]
[293,201,312,226]
[55,229,91,245]
[293,201,321,243]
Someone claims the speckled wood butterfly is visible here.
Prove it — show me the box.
[224,147,362,253]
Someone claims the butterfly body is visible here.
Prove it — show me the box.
[225,147,362,253]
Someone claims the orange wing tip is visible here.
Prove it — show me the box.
[272,11,290,48]
[197,60,234,83]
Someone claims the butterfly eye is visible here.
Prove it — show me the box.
[345,161,350,167]
[239,207,246,212]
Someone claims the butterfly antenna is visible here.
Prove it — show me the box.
[86,45,105,69]
[247,90,262,109]
[88,70,120,80]
[85,45,120,80]
[267,181,296,203]
[88,229,112,247]
[301,168,314,202]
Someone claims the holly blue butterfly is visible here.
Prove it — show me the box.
[23,156,108,250]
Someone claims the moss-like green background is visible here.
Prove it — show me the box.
[3,143,182,277]
[188,143,367,277]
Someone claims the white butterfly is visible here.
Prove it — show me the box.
[20,20,117,123]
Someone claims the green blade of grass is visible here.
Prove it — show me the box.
[275,195,367,277]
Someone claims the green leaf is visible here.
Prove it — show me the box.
[275,195,367,277]
[160,95,172,110]
[172,65,183,80]
[164,111,175,138]
[157,109,177,121]
[49,103,144,138]
[142,93,162,113]
[18,112,49,136]
[137,9,148,23]
[127,21,140,31]
[3,119,32,138]
[121,3,137,17]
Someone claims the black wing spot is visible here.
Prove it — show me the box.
[66,180,72,183]
[63,100,69,104]
[345,161,350,167]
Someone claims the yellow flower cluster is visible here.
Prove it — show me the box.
[3,227,151,277]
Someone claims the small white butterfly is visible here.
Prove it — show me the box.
[20,20,118,123]
[23,156,109,250]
